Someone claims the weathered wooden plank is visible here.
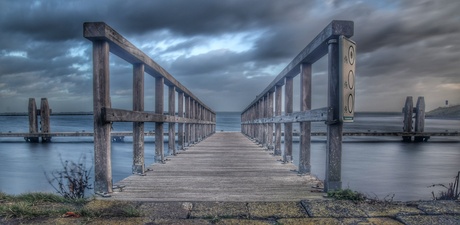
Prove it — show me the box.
[110,132,323,202]
[93,40,112,194]
[242,20,353,113]
[83,22,213,114]
[132,63,145,174]
[242,108,330,124]
[102,108,215,124]
[299,63,312,174]
[325,39,342,192]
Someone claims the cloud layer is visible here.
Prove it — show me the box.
[1,0,459,113]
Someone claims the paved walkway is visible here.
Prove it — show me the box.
[110,132,323,201]
[10,199,459,224]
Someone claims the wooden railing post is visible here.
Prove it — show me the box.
[168,86,176,155]
[155,77,165,163]
[274,85,282,156]
[185,96,190,147]
[178,92,184,150]
[299,63,312,174]
[261,96,266,147]
[40,98,51,142]
[92,40,112,194]
[325,39,342,191]
[191,100,196,144]
[27,98,39,142]
[133,63,145,174]
[198,105,202,141]
[284,77,293,163]
[267,91,274,150]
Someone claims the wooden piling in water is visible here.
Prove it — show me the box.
[40,98,51,142]
[414,96,427,142]
[402,96,413,142]
[27,98,39,142]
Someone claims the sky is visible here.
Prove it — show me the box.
[0,0,459,113]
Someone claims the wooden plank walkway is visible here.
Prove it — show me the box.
[109,132,323,202]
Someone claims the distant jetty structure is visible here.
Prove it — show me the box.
[0,97,458,143]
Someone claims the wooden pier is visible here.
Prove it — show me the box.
[109,132,323,201]
[1,20,459,198]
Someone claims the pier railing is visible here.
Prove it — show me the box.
[241,20,355,192]
[84,22,216,194]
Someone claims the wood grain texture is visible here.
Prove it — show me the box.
[110,132,323,202]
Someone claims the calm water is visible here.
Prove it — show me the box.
[0,112,459,201]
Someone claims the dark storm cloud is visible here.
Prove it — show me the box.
[104,0,312,36]
[0,0,459,112]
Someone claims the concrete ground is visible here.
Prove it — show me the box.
[6,199,459,225]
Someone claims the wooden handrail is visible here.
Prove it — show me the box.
[84,22,216,194]
[241,20,355,192]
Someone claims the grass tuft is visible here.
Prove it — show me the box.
[327,188,367,202]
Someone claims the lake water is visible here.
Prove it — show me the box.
[0,112,459,201]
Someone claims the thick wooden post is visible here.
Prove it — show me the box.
[402,96,413,142]
[155,77,165,163]
[133,63,145,174]
[284,77,293,163]
[178,92,184,150]
[299,63,312,174]
[168,86,176,155]
[325,39,342,192]
[267,91,274,150]
[414,96,426,142]
[27,98,39,142]
[93,40,112,194]
[40,98,51,142]
[274,85,282,156]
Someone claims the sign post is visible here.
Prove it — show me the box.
[339,35,356,122]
